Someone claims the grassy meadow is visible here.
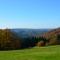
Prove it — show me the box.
[0,45,60,60]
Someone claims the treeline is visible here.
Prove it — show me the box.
[41,28,60,45]
[0,29,47,50]
[0,29,21,50]
[0,28,60,50]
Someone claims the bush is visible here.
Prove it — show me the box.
[37,41,45,47]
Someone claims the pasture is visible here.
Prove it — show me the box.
[0,45,60,60]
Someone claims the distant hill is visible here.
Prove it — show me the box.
[11,29,50,38]
[0,28,60,50]
[41,28,60,45]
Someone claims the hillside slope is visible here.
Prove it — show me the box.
[41,28,60,45]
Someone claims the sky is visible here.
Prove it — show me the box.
[0,0,60,29]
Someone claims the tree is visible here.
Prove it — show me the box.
[0,29,21,50]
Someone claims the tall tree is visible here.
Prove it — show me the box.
[0,29,21,50]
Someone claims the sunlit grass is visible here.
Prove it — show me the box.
[0,45,60,60]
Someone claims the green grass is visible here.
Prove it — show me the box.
[0,45,60,60]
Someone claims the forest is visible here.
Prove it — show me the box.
[0,28,60,50]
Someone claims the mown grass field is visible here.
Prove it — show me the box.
[0,45,60,60]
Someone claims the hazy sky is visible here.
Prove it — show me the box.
[0,0,60,29]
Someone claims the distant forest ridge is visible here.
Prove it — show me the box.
[0,27,60,50]
[11,28,51,38]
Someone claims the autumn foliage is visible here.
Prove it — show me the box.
[0,28,60,50]
[41,28,60,45]
[0,29,21,50]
